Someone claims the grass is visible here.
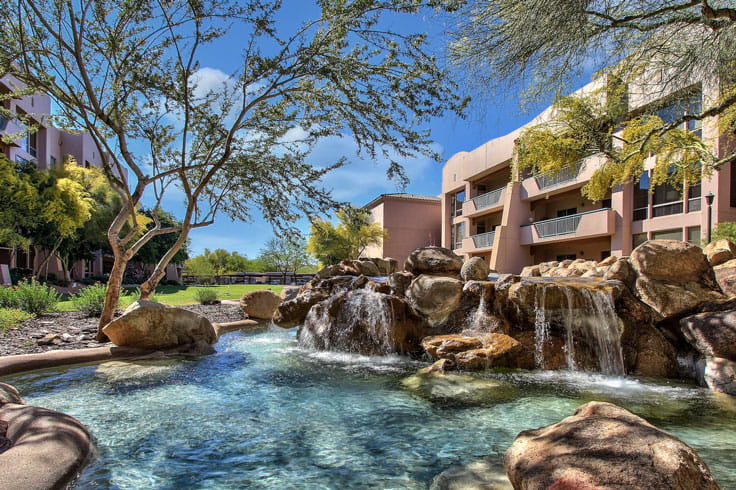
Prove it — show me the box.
[55,284,284,312]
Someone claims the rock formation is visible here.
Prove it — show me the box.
[504,401,720,490]
[239,289,282,320]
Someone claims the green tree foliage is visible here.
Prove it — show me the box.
[260,237,313,282]
[0,155,39,251]
[184,248,251,281]
[0,0,466,332]
[307,207,386,265]
[710,222,736,244]
[451,1,736,197]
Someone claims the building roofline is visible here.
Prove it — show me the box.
[362,193,441,210]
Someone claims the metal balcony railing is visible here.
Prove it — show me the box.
[534,162,583,190]
[471,186,505,211]
[471,231,495,249]
[531,208,609,238]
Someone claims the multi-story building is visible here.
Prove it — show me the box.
[441,76,736,274]
[0,75,111,281]
[362,193,441,267]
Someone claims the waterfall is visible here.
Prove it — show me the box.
[469,294,490,331]
[299,290,398,354]
[529,281,625,376]
[533,287,550,369]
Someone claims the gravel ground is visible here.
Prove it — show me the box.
[0,303,246,357]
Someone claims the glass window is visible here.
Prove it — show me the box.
[451,222,464,250]
[687,226,701,245]
[451,190,465,217]
[633,233,648,249]
[556,207,577,217]
[651,229,683,241]
[49,155,56,168]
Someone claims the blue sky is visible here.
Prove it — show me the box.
[170,6,578,259]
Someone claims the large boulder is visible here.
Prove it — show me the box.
[681,310,736,361]
[0,402,93,490]
[703,357,736,394]
[297,290,424,355]
[421,333,522,370]
[629,240,723,319]
[388,271,414,297]
[630,239,711,281]
[461,257,490,281]
[504,401,721,490]
[713,259,736,297]
[239,289,281,320]
[635,276,723,319]
[364,257,399,276]
[102,301,216,351]
[406,274,463,326]
[272,290,329,328]
[405,247,463,275]
[603,257,636,288]
[704,239,736,267]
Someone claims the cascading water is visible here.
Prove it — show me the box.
[531,281,625,376]
[299,289,398,354]
[533,287,550,369]
[469,294,490,330]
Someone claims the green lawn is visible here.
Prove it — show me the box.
[56,284,284,312]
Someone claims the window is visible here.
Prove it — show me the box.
[633,172,649,220]
[451,190,465,218]
[476,221,486,235]
[688,181,701,212]
[25,131,37,157]
[601,198,612,208]
[600,250,611,261]
[652,169,683,217]
[687,226,701,245]
[651,229,683,241]
[49,155,56,168]
[451,222,465,250]
[556,207,577,218]
[556,254,577,261]
[633,233,648,249]
[476,184,487,195]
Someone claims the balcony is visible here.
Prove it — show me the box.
[535,162,583,190]
[520,208,615,245]
[470,231,495,249]
[471,186,505,212]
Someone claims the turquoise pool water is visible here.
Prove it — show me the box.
[5,327,736,489]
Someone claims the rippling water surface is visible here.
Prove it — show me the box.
[6,328,736,489]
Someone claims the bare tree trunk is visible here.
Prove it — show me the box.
[97,251,130,340]
[138,227,190,300]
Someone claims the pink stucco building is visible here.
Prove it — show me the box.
[362,193,441,268]
[441,75,736,273]
[0,75,181,283]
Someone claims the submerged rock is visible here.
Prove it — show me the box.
[402,370,519,405]
[504,401,721,490]
[431,458,512,490]
[102,301,216,351]
[239,289,281,320]
[95,359,181,383]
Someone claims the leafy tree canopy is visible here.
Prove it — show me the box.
[451,1,736,197]
[260,237,313,278]
[0,0,467,328]
[307,207,386,265]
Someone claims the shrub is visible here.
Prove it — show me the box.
[71,283,111,317]
[12,278,61,315]
[709,222,736,244]
[0,286,21,309]
[0,308,32,334]
[9,267,32,284]
[194,288,218,305]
